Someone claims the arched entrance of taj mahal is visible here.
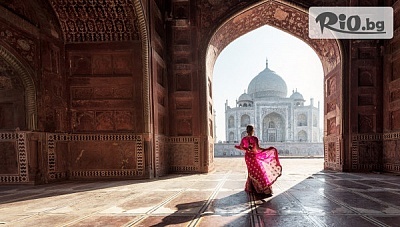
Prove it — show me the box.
[204,1,343,171]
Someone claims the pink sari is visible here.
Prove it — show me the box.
[235,136,282,194]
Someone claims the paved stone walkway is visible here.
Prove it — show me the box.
[1,158,400,227]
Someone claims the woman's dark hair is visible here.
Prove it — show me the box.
[246,125,254,134]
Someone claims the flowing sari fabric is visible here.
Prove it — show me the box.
[239,136,282,194]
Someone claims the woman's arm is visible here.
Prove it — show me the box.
[234,138,246,151]
[235,138,253,152]
[234,145,244,150]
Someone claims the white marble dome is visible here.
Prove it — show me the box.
[247,62,287,98]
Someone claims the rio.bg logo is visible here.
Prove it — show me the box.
[309,7,393,39]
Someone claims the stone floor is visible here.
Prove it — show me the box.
[1,158,400,227]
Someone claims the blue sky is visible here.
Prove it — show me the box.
[212,25,324,142]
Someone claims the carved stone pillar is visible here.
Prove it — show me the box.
[348,40,383,172]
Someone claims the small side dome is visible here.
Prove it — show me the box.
[238,92,252,102]
[237,90,253,107]
[290,90,304,100]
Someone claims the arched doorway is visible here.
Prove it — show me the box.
[204,1,343,171]
[0,45,37,130]
[262,112,285,142]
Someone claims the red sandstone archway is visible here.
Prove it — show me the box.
[0,44,37,130]
[204,1,344,171]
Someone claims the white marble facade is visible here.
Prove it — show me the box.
[225,59,321,143]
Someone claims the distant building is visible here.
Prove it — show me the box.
[225,58,321,143]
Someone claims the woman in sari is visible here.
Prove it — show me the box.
[235,125,282,195]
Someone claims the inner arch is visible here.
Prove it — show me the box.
[205,0,344,171]
[0,44,37,130]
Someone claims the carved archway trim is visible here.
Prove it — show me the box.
[207,0,342,74]
[0,44,37,130]
[132,0,150,133]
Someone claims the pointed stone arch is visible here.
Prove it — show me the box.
[132,0,151,133]
[204,0,344,171]
[240,114,250,127]
[0,44,37,130]
[262,112,285,142]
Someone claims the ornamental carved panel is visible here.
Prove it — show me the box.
[47,133,144,180]
[327,142,336,163]
[49,0,140,43]
[168,137,200,172]
[358,141,382,165]
[383,129,400,173]
[351,134,383,171]
[0,23,37,69]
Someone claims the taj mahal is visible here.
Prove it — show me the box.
[214,58,323,156]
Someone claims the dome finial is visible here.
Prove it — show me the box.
[266,57,268,68]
